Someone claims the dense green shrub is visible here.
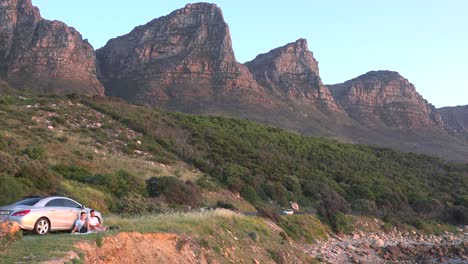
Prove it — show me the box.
[351,199,377,215]
[240,185,260,204]
[411,198,443,217]
[57,180,113,213]
[85,170,145,198]
[0,150,59,195]
[306,182,350,217]
[441,206,468,225]
[0,134,19,153]
[21,146,45,160]
[54,166,146,203]
[215,201,238,212]
[329,212,354,234]
[0,175,27,205]
[18,161,60,194]
[53,165,91,182]
[114,194,162,215]
[146,176,201,207]
[256,205,281,223]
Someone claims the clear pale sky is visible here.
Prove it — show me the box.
[32,0,467,108]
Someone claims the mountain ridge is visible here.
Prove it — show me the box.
[0,0,467,161]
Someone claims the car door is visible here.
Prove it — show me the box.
[62,199,83,229]
[44,198,77,230]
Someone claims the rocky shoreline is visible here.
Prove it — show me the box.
[306,229,468,264]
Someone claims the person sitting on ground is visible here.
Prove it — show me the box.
[87,209,105,232]
[71,212,88,234]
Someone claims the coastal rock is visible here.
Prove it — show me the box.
[371,238,385,248]
[0,0,103,95]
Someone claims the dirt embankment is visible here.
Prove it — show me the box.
[76,232,217,264]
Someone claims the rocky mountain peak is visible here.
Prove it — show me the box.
[0,0,104,95]
[245,39,341,111]
[329,71,444,129]
[97,2,262,106]
[439,105,468,137]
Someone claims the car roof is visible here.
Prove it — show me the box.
[32,196,82,207]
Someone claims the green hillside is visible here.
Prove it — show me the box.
[0,91,467,227]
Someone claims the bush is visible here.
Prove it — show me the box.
[57,180,112,213]
[411,198,443,217]
[240,185,260,204]
[84,170,145,198]
[215,201,238,212]
[329,212,353,234]
[21,146,45,160]
[441,206,468,225]
[0,134,19,153]
[146,176,201,207]
[351,199,377,215]
[0,175,27,205]
[53,165,91,182]
[305,182,350,217]
[114,194,162,215]
[256,205,281,223]
[18,161,60,194]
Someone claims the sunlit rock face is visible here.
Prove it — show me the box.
[0,0,104,95]
[97,3,263,106]
[246,38,343,112]
[329,71,444,129]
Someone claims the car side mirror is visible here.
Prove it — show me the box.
[81,205,85,210]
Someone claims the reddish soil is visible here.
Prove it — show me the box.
[75,232,217,264]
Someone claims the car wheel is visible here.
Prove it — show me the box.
[34,218,50,235]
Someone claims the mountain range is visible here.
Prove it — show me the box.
[0,0,467,161]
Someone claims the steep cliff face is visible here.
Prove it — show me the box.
[0,0,103,95]
[97,3,263,106]
[439,105,468,136]
[329,71,444,129]
[245,39,341,112]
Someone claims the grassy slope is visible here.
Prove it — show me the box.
[1,211,324,263]
[0,94,206,207]
[1,92,466,220]
[0,94,191,178]
[0,92,466,262]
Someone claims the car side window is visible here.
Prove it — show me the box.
[45,199,65,207]
[63,199,81,208]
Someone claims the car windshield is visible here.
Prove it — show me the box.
[13,197,42,206]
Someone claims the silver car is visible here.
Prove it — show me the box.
[0,196,102,235]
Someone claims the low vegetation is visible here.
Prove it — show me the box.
[86,96,468,227]
[0,91,466,233]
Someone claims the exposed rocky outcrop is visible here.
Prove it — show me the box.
[0,0,103,95]
[307,219,468,264]
[329,71,444,129]
[439,105,468,137]
[245,39,342,112]
[97,3,263,107]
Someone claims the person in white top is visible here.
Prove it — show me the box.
[87,209,105,232]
